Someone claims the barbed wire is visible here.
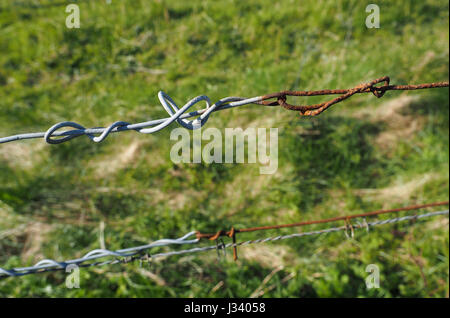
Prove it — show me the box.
[0,77,447,145]
[148,209,449,260]
[197,201,449,260]
[1,207,448,278]
[196,201,449,240]
[0,231,199,278]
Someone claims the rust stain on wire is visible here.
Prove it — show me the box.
[259,77,449,116]
[196,200,450,260]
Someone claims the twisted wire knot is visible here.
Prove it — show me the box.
[43,91,214,144]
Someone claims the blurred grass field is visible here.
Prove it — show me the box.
[0,0,448,297]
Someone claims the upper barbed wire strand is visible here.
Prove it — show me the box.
[0,77,448,145]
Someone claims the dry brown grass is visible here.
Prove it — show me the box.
[0,141,45,169]
[91,140,142,177]
[353,173,441,204]
[353,95,423,151]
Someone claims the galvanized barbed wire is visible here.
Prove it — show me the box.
[0,77,448,145]
[1,208,448,278]
[0,231,199,278]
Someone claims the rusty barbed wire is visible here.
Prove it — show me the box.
[0,77,448,144]
[183,209,449,262]
[196,201,449,240]
[196,201,449,260]
[1,202,448,278]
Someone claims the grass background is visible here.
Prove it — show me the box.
[0,0,448,297]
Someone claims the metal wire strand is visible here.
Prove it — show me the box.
[196,201,449,240]
[0,77,448,144]
[0,210,447,278]
[135,210,449,262]
[0,231,199,277]
[0,93,262,144]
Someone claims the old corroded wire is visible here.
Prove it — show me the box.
[260,77,449,116]
[0,77,448,144]
[196,201,449,240]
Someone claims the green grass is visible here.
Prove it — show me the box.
[0,0,448,297]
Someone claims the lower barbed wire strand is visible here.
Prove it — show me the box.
[140,210,449,260]
[0,210,447,278]
[0,231,199,277]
